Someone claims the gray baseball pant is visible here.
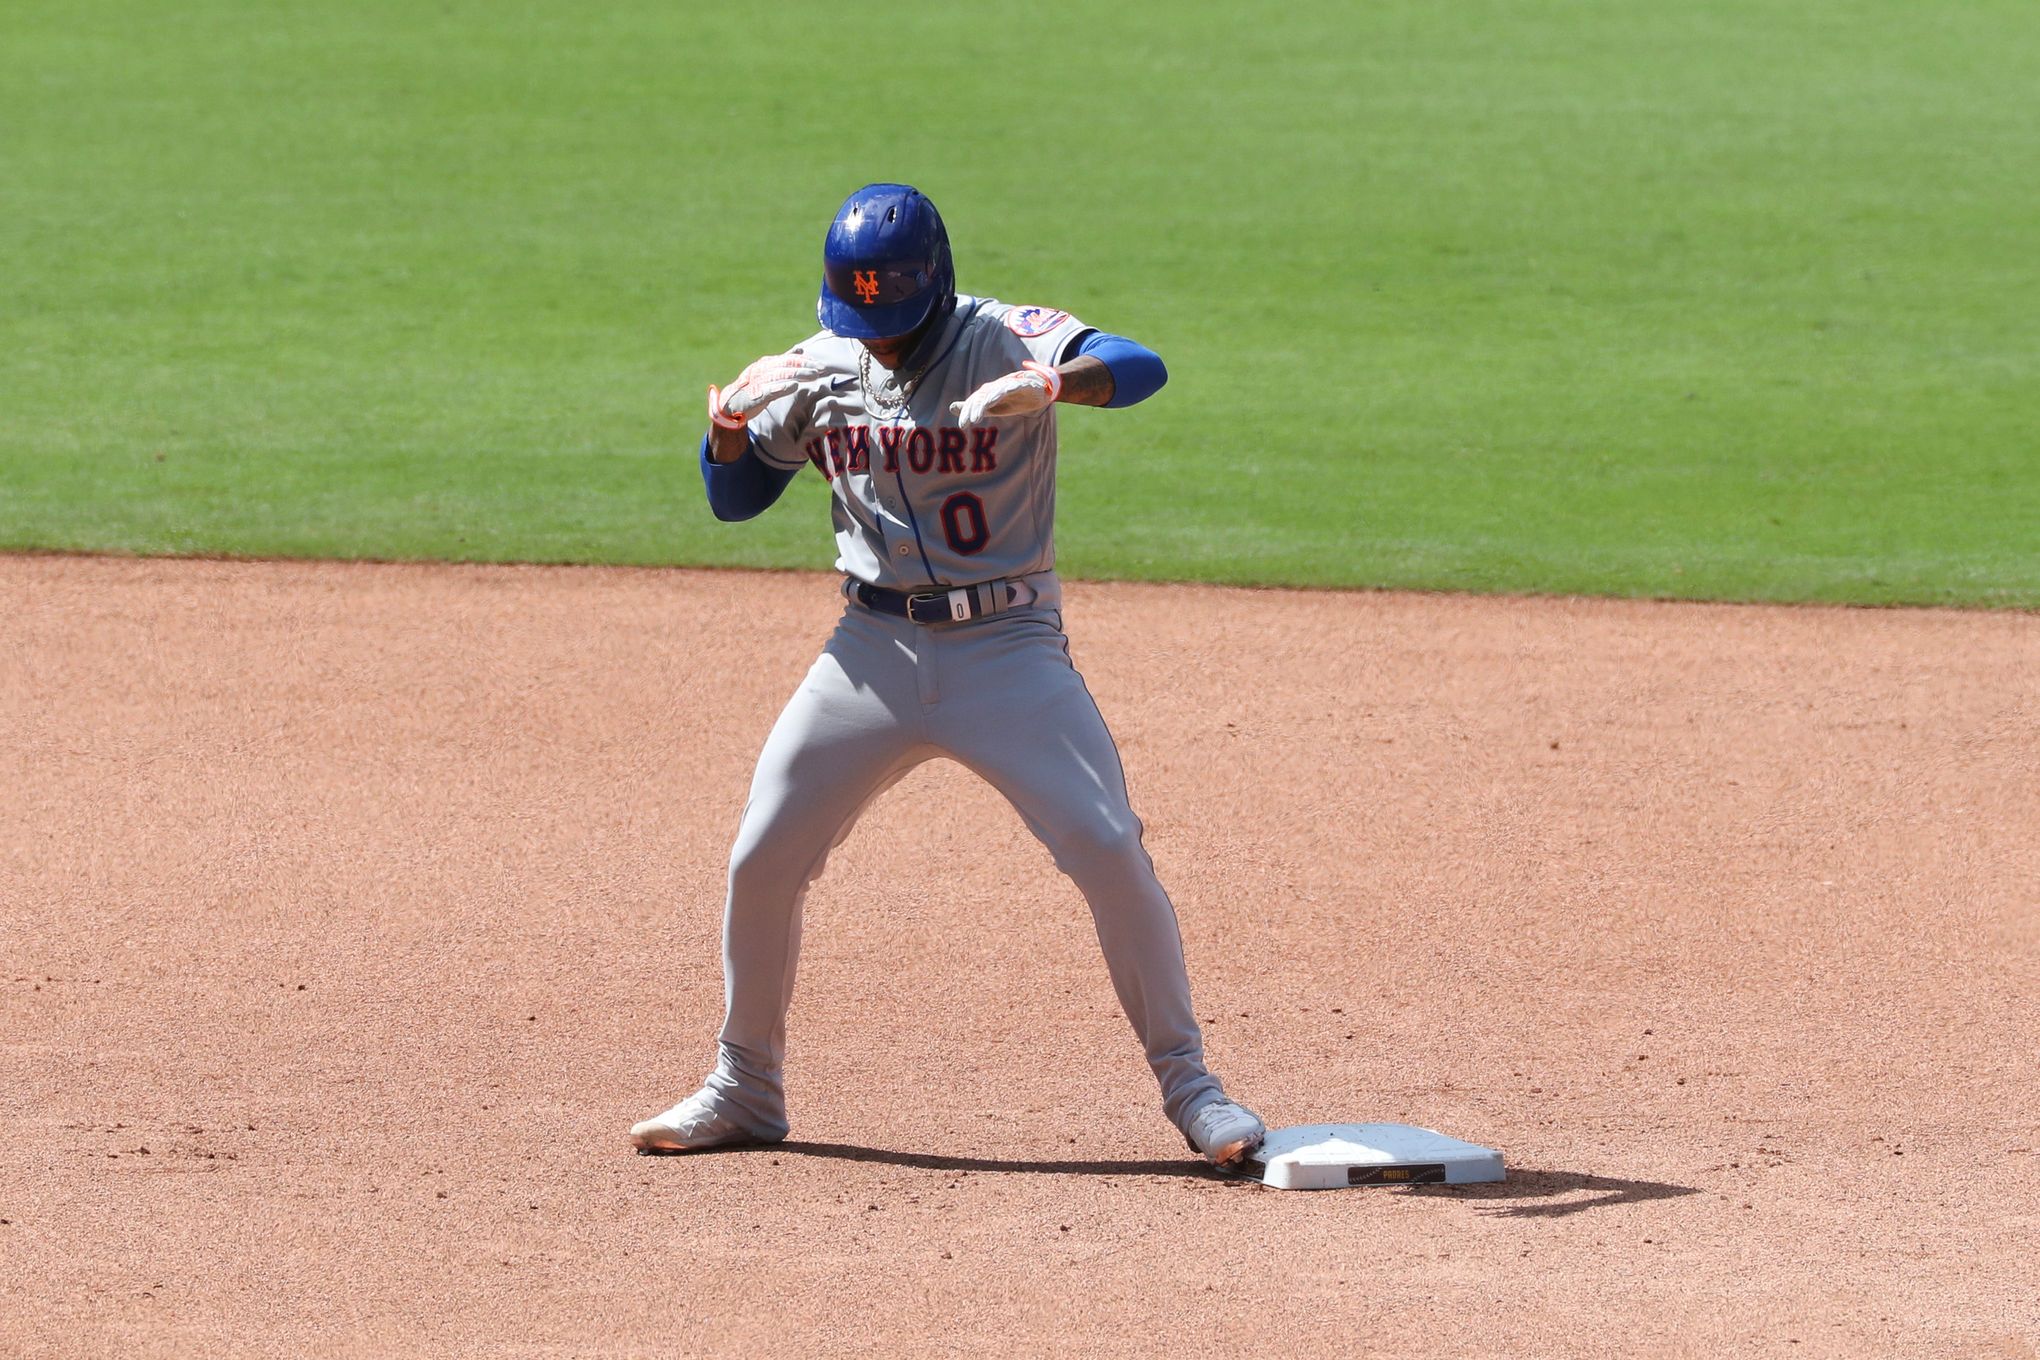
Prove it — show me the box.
[698,600,1225,1136]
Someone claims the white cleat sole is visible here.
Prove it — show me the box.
[629,1096,785,1155]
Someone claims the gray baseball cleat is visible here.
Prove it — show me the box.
[1182,1098,1267,1167]
[629,1089,788,1154]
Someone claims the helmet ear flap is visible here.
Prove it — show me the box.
[933,235,956,318]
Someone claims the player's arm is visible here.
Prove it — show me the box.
[950,332,1167,426]
[1061,332,1168,408]
[699,351,823,521]
[1054,356,1116,407]
[706,422,751,464]
[699,433,800,522]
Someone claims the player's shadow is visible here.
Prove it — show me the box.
[1399,1166,1702,1217]
[762,1140,1216,1180]
[659,1144,1703,1210]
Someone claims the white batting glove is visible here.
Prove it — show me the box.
[948,361,1062,428]
[708,351,829,429]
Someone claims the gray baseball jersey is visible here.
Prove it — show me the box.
[744,296,1090,590]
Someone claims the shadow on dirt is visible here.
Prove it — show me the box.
[706,1145,1702,1210]
[1401,1167,1703,1217]
[767,1140,1216,1179]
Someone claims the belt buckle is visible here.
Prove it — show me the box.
[905,589,975,625]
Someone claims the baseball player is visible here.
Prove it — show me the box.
[632,183,1265,1168]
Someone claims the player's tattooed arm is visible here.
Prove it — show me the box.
[1052,355,1115,408]
[1071,332,1168,408]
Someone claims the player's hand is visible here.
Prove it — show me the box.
[709,351,829,429]
[948,361,1063,428]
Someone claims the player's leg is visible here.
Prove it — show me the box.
[636,608,931,1148]
[928,612,1231,1133]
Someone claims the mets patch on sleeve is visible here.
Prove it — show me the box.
[1004,306,1071,337]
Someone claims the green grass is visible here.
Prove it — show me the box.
[3,0,2036,606]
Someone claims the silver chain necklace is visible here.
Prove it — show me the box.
[858,348,929,416]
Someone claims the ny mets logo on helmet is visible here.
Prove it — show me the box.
[853,270,881,304]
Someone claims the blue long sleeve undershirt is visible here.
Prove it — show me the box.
[699,330,1167,522]
[700,433,800,522]
[1074,330,1169,408]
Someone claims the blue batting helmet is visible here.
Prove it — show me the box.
[817,183,956,341]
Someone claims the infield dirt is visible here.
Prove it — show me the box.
[3,557,2034,1358]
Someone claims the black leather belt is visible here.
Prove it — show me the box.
[853,579,1018,625]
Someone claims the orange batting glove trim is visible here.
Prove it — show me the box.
[1021,360,1063,404]
[707,384,746,431]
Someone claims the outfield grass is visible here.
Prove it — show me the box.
[4,1,2035,606]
